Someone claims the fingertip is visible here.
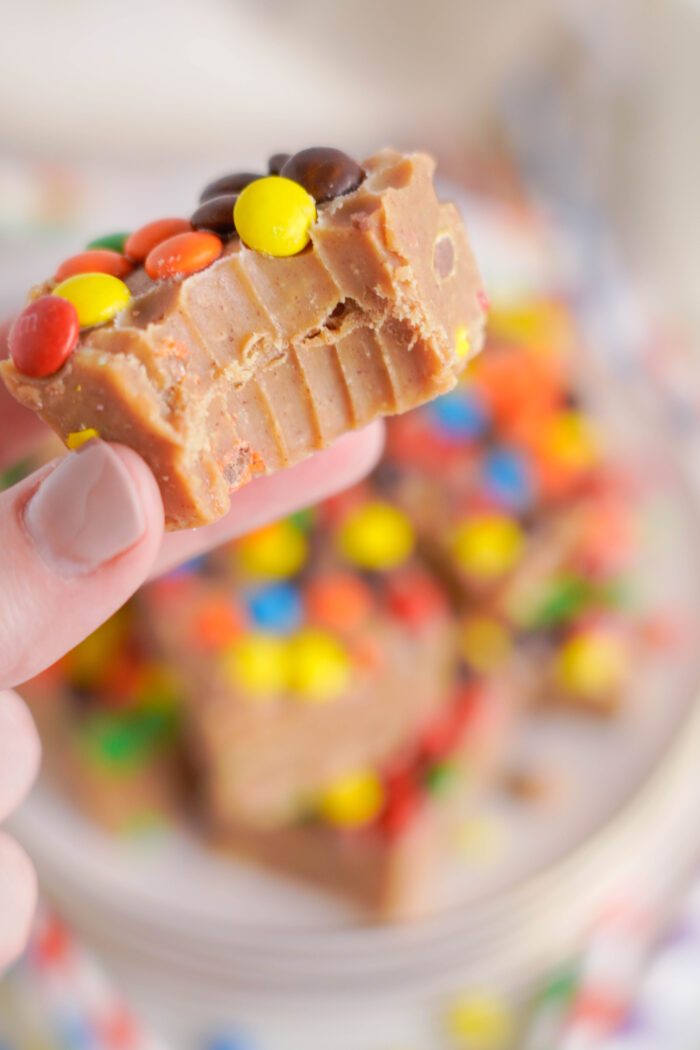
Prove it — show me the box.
[0,833,37,971]
[0,692,40,821]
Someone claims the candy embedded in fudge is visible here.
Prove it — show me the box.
[1,148,487,529]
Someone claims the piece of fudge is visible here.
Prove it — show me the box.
[138,493,521,917]
[1,148,486,528]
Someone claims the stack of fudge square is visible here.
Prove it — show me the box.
[20,294,644,919]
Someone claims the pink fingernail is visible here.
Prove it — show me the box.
[24,443,146,576]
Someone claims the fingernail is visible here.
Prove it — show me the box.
[24,443,146,576]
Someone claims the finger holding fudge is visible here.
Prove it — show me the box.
[1,147,486,530]
[0,441,163,690]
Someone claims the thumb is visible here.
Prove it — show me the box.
[0,441,164,689]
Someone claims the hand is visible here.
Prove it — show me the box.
[0,320,384,967]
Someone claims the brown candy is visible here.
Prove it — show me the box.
[280,148,364,204]
[268,152,291,175]
[191,194,239,237]
[199,172,261,203]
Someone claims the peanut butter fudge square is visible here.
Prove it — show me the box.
[1,148,486,528]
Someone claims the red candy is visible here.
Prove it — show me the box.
[8,296,79,378]
[54,249,133,282]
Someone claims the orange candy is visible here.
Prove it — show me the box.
[305,572,373,633]
[124,218,192,262]
[192,598,245,649]
[145,231,222,280]
[54,250,133,282]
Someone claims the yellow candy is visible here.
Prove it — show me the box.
[66,611,128,686]
[543,410,598,470]
[234,176,316,257]
[455,324,471,359]
[452,514,523,581]
[235,521,308,580]
[53,272,131,328]
[444,992,513,1049]
[555,630,627,700]
[460,615,511,672]
[66,427,100,451]
[288,629,351,702]
[222,633,290,696]
[338,501,414,571]
[319,769,384,828]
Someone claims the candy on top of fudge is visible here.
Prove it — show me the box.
[1,147,487,529]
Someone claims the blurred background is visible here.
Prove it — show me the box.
[2,2,700,1049]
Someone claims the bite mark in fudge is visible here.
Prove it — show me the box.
[2,148,486,529]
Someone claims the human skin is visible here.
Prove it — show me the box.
[0,319,383,970]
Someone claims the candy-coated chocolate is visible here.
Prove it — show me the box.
[85,232,129,253]
[444,992,514,1049]
[124,218,191,262]
[460,615,511,671]
[555,629,627,700]
[8,296,79,378]
[451,513,524,581]
[199,172,261,203]
[53,272,131,328]
[319,769,384,827]
[66,427,100,451]
[235,521,308,579]
[234,176,316,257]
[482,447,532,510]
[55,249,133,282]
[429,388,488,440]
[288,629,350,701]
[338,501,414,571]
[280,147,363,203]
[247,581,302,634]
[222,633,289,696]
[145,231,222,280]
[267,152,291,175]
[305,572,373,633]
[190,194,238,237]
[424,760,457,795]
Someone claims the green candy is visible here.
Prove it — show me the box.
[80,709,179,772]
[532,575,590,629]
[424,760,458,796]
[86,231,130,253]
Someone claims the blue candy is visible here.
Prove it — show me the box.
[246,581,302,633]
[203,1031,255,1050]
[482,447,533,510]
[428,388,488,440]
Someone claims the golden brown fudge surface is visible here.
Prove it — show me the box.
[1,151,485,528]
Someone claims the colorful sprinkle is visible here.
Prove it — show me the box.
[53,272,131,328]
[234,176,316,257]
[338,501,414,571]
